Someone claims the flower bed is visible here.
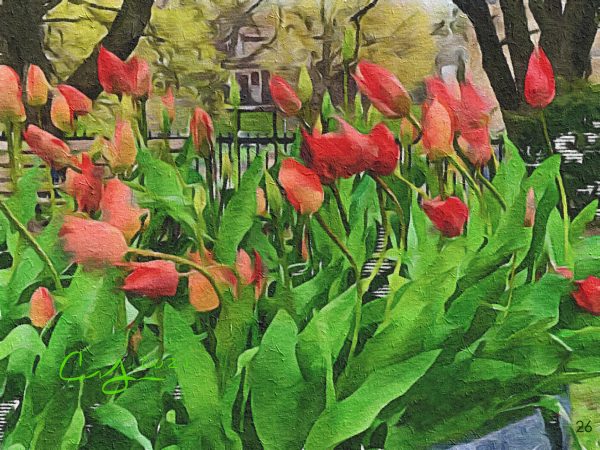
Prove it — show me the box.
[0,48,600,449]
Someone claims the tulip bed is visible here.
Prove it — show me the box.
[2,49,600,449]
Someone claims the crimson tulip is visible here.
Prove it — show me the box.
[422,196,469,238]
[278,158,324,215]
[23,125,75,169]
[367,123,399,176]
[26,64,50,107]
[29,287,56,328]
[456,80,493,132]
[524,46,555,109]
[64,154,104,213]
[269,75,302,116]
[0,65,25,123]
[421,99,455,160]
[98,46,134,95]
[353,60,411,118]
[572,276,600,315]
[59,216,129,267]
[190,107,214,156]
[100,178,148,242]
[122,260,179,298]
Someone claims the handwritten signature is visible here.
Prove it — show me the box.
[59,350,176,395]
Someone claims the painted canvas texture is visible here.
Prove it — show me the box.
[1,0,600,448]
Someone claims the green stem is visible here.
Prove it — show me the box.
[127,248,225,306]
[273,216,291,289]
[47,166,56,215]
[435,160,446,199]
[330,183,351,236]
[448,153,483,200]
[503,252,518,320]
[540,110,570,263]
[6,121,18,185]
[0,199,62,290]
[343,63,349,114]
[314,211,363,359]
[476,169,507,210]
[374,176,407,249]
[383,259,402,327]
[393,172,430,200]
[156,302,165,359]
[233,107,240,189]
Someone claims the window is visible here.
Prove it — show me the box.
[250,71,260,86]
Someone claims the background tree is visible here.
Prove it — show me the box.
[453,0,600,111]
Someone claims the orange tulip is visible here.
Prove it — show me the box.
[0,65,25,123]
[188,271,221,312]
[103,120,137,173]
[26,65,50,107]
[190,107,214,156]
[100,178,148,242]
[51,90,73,133]
[269,75,302,116]
[23,125,75,169]
[122,261,179,298]
[353,60,411,119]
[64,154,104,214]
[29,287,56,328]
[59,216,129,268]
[278,158,324,215]
[421,99,455,160]
[524,46,555,109]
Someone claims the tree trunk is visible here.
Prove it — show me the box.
[498,0,533,101]
[560,0,599,79]
[453,0,519,110]
[66,0,155,98]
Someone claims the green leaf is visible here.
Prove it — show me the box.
[347,176,378,268]
[215,152,265,264]
[249,311,323,450]
[304,350,441,450]
[571,200,598,243]
[93,403,153,450]
[60,384,85,450]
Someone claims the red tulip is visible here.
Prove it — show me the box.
[29,287,56,328]
[421,99,455,160]
[425,76,460,129]
[162,86,176,123]
[27,65,50,107]
[367,123,399,176]
[59,216,129,267]
[128,57,152,98]
[572,276,600,315]
[457,126,492,168]
[57,85,93,115]
[98,46,134,95]
[524,46,555,109]
[64,154,104,213]
[353,60,411,119]
[0,65,25,123]
[100,178,148,242]
[122,260,179,298]
[301,118,373,183]
[190,107,214,156]
[278,158,324,215]
[422,196,469,238]
[269,75,302,116]
[23,125,75,169]
[103,120,137,172]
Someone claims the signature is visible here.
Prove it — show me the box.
[59,350,176,395]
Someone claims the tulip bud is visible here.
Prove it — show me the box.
[256,187,267,216]
[221,151,232,180]
[51,90,73,133]
[57,85,93,116]
[422,196,469,238]
[98,46,135,96]
[128,57,152,99]
[27,65,50,107]
[524,46,555,109]
[342,27,357,63]
[162,86,176,124]
[278,158,324,215]
[421,99,455,160]
[297,66,313,104]
[122,260,179,298]
[104,120,137,173]
[23,125,75,169]
[236,249,254,285]
[457,127,493,168]
[264,169,283,217]
[64,153,104,214]
[188,272,221,312]
[269,75,302,116]
[353,60,411,119]
[572,276,600,315]
[524,187,536,227]
[190,107,214,157]
[367,123,399,176]
[129,328,142,353]
[59,216,129,268]
[554,266,574,280]
[0,65,25,123]
[29,287,56,328]
[321,90,335,123]
[100,178,148,242]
